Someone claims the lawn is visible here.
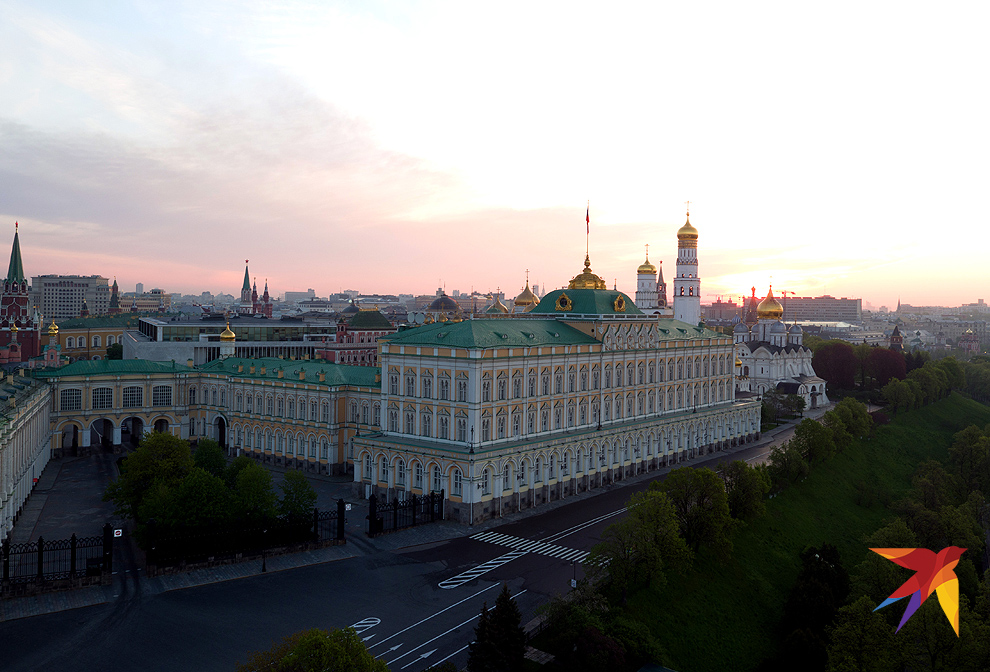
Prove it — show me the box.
[625,393,990,672]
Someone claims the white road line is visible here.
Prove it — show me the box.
[386,590,528,666]
[431,643,470,667]
[369,583,500,651]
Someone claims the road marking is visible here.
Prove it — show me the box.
[431,643,470,667]
[370,583,500,650]
[438,550,528,589]
[386,590,528,666]
[350,617,380,634]
[469,532,589,564]
[400,648,437,670]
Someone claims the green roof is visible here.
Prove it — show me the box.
[529,288,644,316]
[199,357,380,388]
[382,319,599,349]
[242,265,251,292]
[33,359,193,378]
[6,228,24,284]
[55,313,157,330]
[348,309,392,330]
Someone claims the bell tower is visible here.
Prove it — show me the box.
[672,206,701,325]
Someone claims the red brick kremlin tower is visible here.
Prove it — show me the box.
[0,223,40,360]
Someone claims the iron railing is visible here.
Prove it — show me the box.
[1,524,113,596]
[367,490,444,537]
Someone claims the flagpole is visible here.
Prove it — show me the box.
[586,200,590,257]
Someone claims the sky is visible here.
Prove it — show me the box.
[1,1,987,309]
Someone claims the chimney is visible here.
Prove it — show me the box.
[277,369,284,379]
[238,364,244,373]
[299,370,306,381]
[249,364,255,374]
[260,366,266,375]
[318,371,326,382]
[186,359,193,368]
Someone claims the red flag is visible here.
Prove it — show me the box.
[586,206,589,234]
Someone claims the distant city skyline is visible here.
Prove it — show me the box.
[2,2,987,308]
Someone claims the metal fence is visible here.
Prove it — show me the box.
[366,491,444,537]
[146,500,346,571]
[1,524,113,596]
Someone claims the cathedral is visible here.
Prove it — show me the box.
[732,288,828,409]
[634,209,702,325]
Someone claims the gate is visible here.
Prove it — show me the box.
[366,490,444,537]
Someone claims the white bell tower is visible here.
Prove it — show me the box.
[672,206,701,325]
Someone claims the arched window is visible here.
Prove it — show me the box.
[432,466,442,493]
[321,438,329,459]
[66,337,75,349]
[277,397,284,416]
[310,400,318,421]
[220,389,225,406]
[107,335,115,346]
[453,469,463,496]
[287,398,295,418]
[188,387,196,404]
[78,337,86,348]
[92,335,101,347]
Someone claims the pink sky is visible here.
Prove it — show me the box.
[1,1,988,310]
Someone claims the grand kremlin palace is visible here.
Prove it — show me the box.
[32,215,762,524]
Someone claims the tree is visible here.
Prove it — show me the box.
[779,544,850,670]
[103,432,194,520]
[106,342,123,360]
[792,418,837,463]
[233,462,277,522]
[766,440,810,492]
[586,487,690,599]
[813,341,858,390]
[717,460,770,520]
[467,601,496,672]
[224,454,256,489]
[784,394,807,417]
[659,467,735,557]
[881,378,913,414]
[193,438,226,478]
[832,398,873,438]
[236,627,388,672]
[165,467,232,528]
[826,596,898,672]
[853,342,873,389]
[488,584,526,672]
[869,347,906,388]
[279,470,319,522]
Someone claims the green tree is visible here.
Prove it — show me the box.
[224,454,256,489]
[279,470,318,521]
[779,544,850,670]
[660,467,735,557]
[233,462,277,522]
[853,342,873,389]
[792,418,837,462]
[488,584,526,672]
[467,602,496,672]
[103,432,194,520]
[193,438,226,478]
[832,397,873,438]
[166,467,232,528]
[106,342,123,360]
[785,393,807,417]
[826,596,898,672]
[949,425,990,493]
[936,356,966,391]
[586,487,690,599]
[766,440,810,492]
[850,518,918,604]
[717,460,770,520]
[881,378,913,414]
[236,627,388,672]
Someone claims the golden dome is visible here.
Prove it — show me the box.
[677,213,698,240]
[568,255,607,290]
[48,322,58,337]
[637,251,657,274]
[486,296,509,314]
[735,357,742,367]
[513,282,540,308]
[220,322,236,342]
[757,287,784,320]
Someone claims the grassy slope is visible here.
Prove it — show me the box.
[627,393,990,672]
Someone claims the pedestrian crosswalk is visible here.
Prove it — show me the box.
[469,531,590,563]
[438,549,529,589]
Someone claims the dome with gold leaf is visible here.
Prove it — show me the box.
[568,255,607,290]
[513,282,540,311]
[48,322,59,337]
[637,252,657,275]
[220,322,236,342]
[677,213,698,241]
[757,287,784,320]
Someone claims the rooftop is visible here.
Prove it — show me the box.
[199,357,380,387]
[382,319,600,349]
[33,359,193,378]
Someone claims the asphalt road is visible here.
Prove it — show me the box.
[0,440,774,672]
